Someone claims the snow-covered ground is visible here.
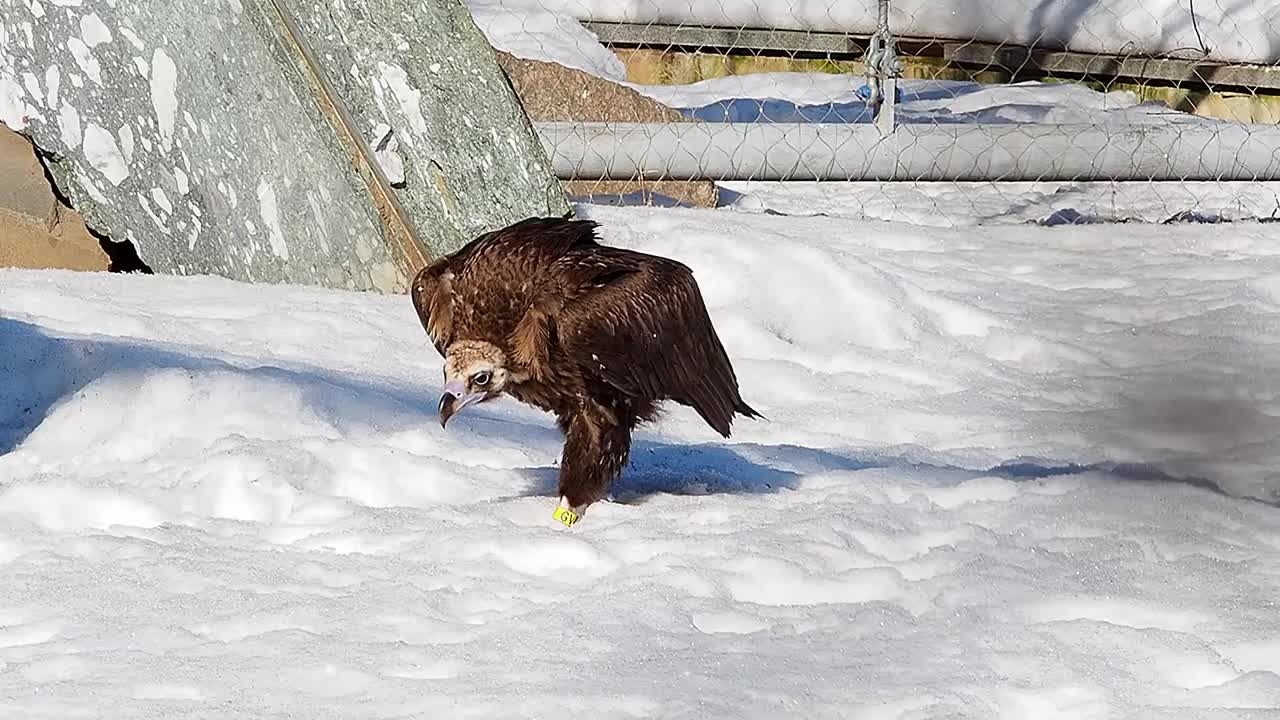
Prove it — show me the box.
[3,204,1280,717]
[467,0,1280,66]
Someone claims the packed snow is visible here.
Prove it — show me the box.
[467,0,631,82]
[3,204,1280,718]
[466,0,1280,66]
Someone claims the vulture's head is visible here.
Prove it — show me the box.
[438,340,514,428]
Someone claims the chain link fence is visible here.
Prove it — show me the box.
[466,0,1280,227]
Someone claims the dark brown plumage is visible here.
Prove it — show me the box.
[411,214,760,522]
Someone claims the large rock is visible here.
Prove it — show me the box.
[0,126,109,272]
[0,0,567,292]
[494,51,721,208]
[0,124,58,228]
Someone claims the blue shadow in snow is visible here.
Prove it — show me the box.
[682,98,877,124]
[678,96,1091,125]
[614,440,883,501]
[3,316,1265,508]
[0,317,851,504]
[672,80,1184,126]
[0,316,450,457]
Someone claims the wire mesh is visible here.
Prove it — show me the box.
[465,0,1280,227]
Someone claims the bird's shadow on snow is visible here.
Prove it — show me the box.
[512,443,1265,507]
[513,441,882,503]
[3,316,1276,508]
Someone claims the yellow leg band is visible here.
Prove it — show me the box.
[553,505,579,528]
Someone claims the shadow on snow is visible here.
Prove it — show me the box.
[1,316,1272,508]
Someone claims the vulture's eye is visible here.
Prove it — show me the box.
[472,371,492,387]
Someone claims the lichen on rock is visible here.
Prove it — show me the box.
[0,0,567,292]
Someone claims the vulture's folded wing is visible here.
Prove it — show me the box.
[410,259,457,357]
[562,259,756,437]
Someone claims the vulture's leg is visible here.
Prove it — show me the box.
[557,405,632,518]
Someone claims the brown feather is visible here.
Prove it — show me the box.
[410,263,454,355]
[509,300,556,381]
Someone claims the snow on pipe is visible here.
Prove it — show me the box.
[533,122,1280,182]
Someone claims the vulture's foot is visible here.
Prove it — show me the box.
[553,495,587,528]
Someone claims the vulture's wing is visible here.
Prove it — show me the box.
[411,216,599,358]
[410,256,459,357]
[562,252,759,437]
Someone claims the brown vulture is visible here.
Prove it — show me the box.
[410,214,760,527]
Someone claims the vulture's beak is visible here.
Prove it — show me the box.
[438,380,485,428]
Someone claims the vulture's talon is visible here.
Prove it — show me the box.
[553,498,581,528]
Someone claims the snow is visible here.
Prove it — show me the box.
[3,0,1280,713]
[466,0,628,81]
[459,1,1238,135]
[466,0,1280,66]
[3,204,1280,717]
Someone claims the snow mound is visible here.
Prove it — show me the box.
[465,0,1280,66]
[2,204,1279,716]
[466,0,628,80]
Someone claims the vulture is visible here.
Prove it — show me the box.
[411,214,760,527]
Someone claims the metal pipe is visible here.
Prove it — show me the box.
[534,121,1280,182]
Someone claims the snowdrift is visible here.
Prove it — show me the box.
[467,0,1280,66]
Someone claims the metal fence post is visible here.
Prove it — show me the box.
[863,0,902,133]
